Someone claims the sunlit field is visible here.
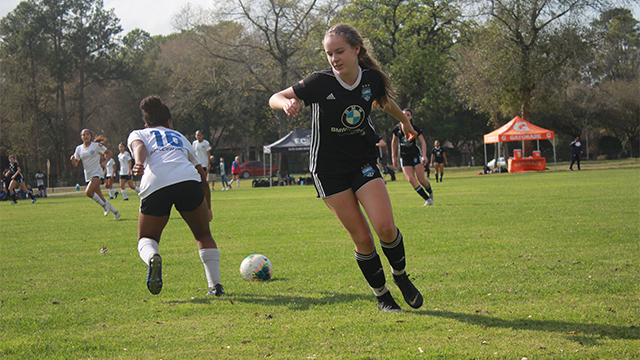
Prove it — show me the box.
[1,159,638,359]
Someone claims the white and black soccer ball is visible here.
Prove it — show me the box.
[239,254,273,281]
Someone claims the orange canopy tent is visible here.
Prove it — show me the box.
[483,116,557,172]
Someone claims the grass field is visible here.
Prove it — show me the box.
[1,159,638,359]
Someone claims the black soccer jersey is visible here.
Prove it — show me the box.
[293,67,383,175]
[392,123,424,158]
[432,147,445,163]
[8,161,22,181]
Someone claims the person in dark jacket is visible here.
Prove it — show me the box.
[569,137,583,171]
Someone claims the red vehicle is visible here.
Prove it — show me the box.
[238,161,279,178]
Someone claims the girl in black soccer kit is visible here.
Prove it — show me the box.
[392,108,434,206]
[7,155,36,204]
[270,23,423,312]
[430,140,448,182]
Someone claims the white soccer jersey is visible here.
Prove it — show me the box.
[105,158,116,177]
[128,126,201,199]
[73,142,106,182]
[118,152,132,176]
[192,139,211,167]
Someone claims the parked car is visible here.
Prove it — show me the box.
[487,157,506,168]
[238,161,279,178]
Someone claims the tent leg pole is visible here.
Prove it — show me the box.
[553,138,557,172]
[484,142,487,168]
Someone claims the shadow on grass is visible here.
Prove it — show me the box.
[420,309,639,344]
[169,291,373,311]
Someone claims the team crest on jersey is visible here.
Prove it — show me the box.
[341,105,365,129]
[361,165,375,178]
[90,150,95,155]
[361,84,372,101]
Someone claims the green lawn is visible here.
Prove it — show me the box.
[1,159,638,359]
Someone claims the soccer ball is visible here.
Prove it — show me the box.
[239,254,273,281]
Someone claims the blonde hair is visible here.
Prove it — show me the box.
[324,23,395,108]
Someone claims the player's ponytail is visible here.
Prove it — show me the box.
[324,24,395,108]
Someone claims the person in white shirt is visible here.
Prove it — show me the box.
[104,157,118,199]
[35,170,46,197]
[129,95,224,297]
[70,129,120,220]
[192,130,211,178]
[117,143,141,200]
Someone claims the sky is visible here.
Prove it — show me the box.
[0,0,215,36]
[1,0,639,37]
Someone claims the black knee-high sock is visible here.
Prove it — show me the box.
[10,191,17,202]
[380,229,406,274]
[425,184,433,196]
[414,186,429,201]
[355,250,386,290]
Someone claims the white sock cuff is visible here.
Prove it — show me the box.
[199,248,220,262]
[138,237,159,265]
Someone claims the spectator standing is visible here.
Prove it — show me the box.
[230,156,240,188]
[569,137,583,171]
[208,156,217,190]
[35,169,47,197]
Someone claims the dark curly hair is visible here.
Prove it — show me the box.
[140,96,171,126]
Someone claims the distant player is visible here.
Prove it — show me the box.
[6,155,36,204]
[392,108,434,205]
[104,156,118,199]
[129,95,224,297]
[430,140,448,182]
[117,143,140,200]
[192,130,211,178]
[70,129,120,219]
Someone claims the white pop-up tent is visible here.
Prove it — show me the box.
[483,116,557,172]
[263,129,311,186]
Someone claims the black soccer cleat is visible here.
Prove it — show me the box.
[206,283,225,296]
[146,253,163,295]
[376,291,402,312]
[393,273,423,309]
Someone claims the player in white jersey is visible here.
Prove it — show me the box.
[70,129,120,220]
[192,130,211,177]
[104,157,118,199]
[270,23,422,313]
[117,143,140,200]
[128,95,224,297]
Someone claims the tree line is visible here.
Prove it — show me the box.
[1,0,638,185]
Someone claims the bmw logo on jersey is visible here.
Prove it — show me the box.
[341,105,365,129]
